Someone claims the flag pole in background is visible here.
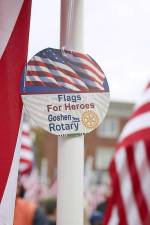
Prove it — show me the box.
[57,1,84,225]
[0,1,32,224]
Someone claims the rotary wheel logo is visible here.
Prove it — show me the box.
[81,111,99,129]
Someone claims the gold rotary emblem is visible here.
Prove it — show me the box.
[81,111,99,129]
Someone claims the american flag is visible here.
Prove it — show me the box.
[21,48,109,94]
[0,1,32,224]
[19,121,33,175]
[103,83,150,225]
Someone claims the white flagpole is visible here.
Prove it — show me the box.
[57,1,84,225]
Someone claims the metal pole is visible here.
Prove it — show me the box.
[57,1,84,225]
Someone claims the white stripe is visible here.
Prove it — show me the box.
[30,64,88,89]
[135,89,150,110]
[108,206,119,225]
[0,0,24,58]
[0,110,23,225]
[33,56,103,86]
[22,122,30,133]
[64,52,105,79]
[119,112,150,141]
[26,73,58,84]
[34,55,78,74]
[115,148,142,225]
[28,67,80,92]
[67,77,88,89]
[21,135,32,147]
[28,65,88,89]
[19,162,31,172]
[73,65,104,84]
[134,141,150,210]
[20,150,33,161]
[82,77,104,90]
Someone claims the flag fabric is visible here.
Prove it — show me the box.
[49,178,57,198]
[21,48,107,94]
[103,84,150,225]
[19,121,34,175]
[20,168,41,203]
[0,1,32,224]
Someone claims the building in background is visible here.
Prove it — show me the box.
[32,101,134,183]
[85,101,134,185]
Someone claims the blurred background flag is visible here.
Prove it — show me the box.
[19,121,34,175]
[0,0,32,224]
[103,83,150,225]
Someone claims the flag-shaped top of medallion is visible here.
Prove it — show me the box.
[21,48,109,94]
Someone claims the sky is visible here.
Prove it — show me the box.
[29,0,150,103]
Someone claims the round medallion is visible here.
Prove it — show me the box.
[21,48,110,136]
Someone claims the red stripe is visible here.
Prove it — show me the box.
[0,0,32,202]
[28,69,59,78]
[87,54,105,73]
[110,161,128,225]
[126,145,149,224]
[144,141,150,167]
[20,168,32,175]
[20,123,33,176]
[27,70,89,91]
[21,144,32,151]
[22,131,29,136]
[28,60,101,84]
[102,197,116,225]
[29,60,82,80]
[145,82,150,90]
[64,49,101,70]
[67,59,105,82]
[117,128,150,150]
[20,158,32,164]
[111,162,128,225]
[26,80,60,88]
[130,103,150,119]
[19,164,32,175]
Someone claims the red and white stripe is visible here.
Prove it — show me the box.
[28,56,89,90]
[64,50,105,80]
[19,122,33,175]
[0,1,32,224]
[27,50,105,92]
[103,83,150,225]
